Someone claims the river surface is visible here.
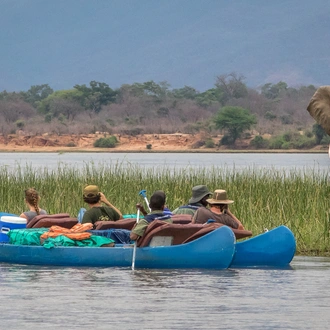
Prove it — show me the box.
[1,256,330,329]
[0,152,329,174]
[1,153,329,329]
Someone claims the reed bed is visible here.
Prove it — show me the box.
[0,163,328,255]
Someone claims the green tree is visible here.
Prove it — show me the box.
[74,81,117,113]
[261,81,288,99]
[38,89,84,120]
[195,88,221,107]
[214,106,257,145]
[172,85,198,99]
[22,84,54,108]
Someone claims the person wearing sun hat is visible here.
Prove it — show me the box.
[81,185,123,227]
[192,189,244,230]
[172,185,212,216]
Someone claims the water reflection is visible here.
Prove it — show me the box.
[129,268,240,289]
[1,257,330,329]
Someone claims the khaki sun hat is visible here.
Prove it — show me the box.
[188,185,212,204]
[83,185,100,197]
[206,189,234,205]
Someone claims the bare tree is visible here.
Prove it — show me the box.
[0,100,36,123]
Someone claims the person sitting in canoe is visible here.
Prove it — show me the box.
[171,185,212,216]
[130,190,173,241]
[19,188,47,223]
[81,185,123,226]
[192,189,245,230]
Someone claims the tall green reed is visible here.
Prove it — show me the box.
[0,163,328,255]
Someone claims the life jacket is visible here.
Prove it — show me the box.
[144,213,172,223]
[40,223,93,240]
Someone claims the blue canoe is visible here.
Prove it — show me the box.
[230,225,296,268]
[0,225,236,269]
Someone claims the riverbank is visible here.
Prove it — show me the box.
[0,133,327,153]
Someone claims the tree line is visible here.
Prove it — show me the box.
[0,72,329,149]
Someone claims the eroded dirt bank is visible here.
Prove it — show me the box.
[0,133,326,153]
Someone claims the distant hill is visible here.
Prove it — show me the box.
[1,0,330,92]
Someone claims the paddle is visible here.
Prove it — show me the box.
[131,208,140,271]
[139,189,151,212]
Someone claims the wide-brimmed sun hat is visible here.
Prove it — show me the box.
[206,189,234,205]
[188,185,212,204]
[83,185,100,198]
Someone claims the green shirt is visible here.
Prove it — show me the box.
[82,206,120,225]
[172,203,203,216]
[131,210,173,237]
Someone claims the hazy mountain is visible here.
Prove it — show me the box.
[1,0,330,92]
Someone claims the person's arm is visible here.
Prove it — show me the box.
[130,231,139,241]
[226,208,245,230]
[130,219,148,241]
[100,192,123,219]
[19,212,28,220]
[136,203,147,216]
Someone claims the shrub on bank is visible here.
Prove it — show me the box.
[250,136,269,149]
[205,138,215,148]
[268,132,316,150]
[93,136,118,148]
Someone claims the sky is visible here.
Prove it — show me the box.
[1,0,330,92]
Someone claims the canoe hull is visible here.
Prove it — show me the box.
[230,225,296,268]
[0,226,235,269]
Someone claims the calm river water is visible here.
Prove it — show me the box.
[0,152,329,174]
[1,153,329,329]
[1,256,330,329]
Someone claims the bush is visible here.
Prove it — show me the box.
[66,142,76,147]
[220,135,234,146]
[106,118,115,126]
[157,107,169,117]
[146,144,152,150]
[281,141,293,149]
[292,136,316,149]
[268,136,285,149]
[264,111,276,121]
[15,120,25,129]
[250,136,269,149]
[45,114,52,123]
[268,132,316,149]
[320,135,330,144]
[205,138,215,148]
[305,130,313,138]
[94,136,118,148]
[280,115,293,125]
[191,140,205,149]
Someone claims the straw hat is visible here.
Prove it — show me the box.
[206,189,234,205]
